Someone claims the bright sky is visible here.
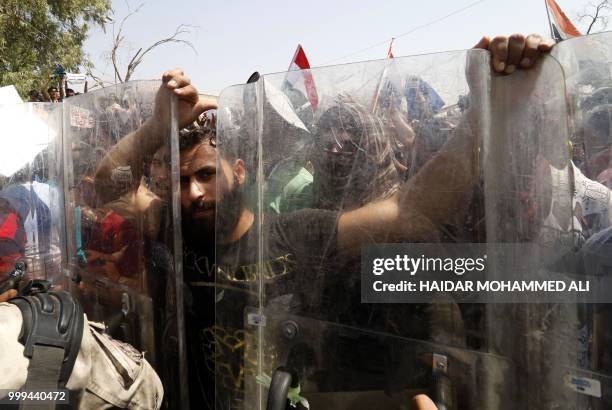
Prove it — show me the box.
[84,0,593,95]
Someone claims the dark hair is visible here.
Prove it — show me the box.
[179,110,218,155]
[48,87,58,93]
[179,127,216,152]
[28,90,42,102]
[315,103,365,153]
[181,111,244,163]
[318,104,362,135]
[312,97,400,210]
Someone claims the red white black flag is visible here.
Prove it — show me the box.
[285,44,319,110]
[545,0,582,42]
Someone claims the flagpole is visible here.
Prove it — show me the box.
[387,38,395,59]
[544,0,556,41]
[282,44,302,92]
[371,66,388,114]
[287,44,301,72]
[372,38,397,113]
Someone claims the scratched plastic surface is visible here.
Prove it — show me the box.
[214,35,612,409]
[62,82,187,408]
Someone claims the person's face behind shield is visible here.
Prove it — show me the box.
[313,102,399,211]
[150,145,171,200]
[179,141,245,244]
[583,104,612,178]
[314,111,360,210]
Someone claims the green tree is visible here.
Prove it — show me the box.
[0,0,111,97]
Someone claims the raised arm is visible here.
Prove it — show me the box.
[94,69,216,204]
[59,77,66,100]
[337,34,555,254]
[41,75,53,102]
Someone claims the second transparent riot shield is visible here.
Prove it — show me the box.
[216,43,612,409]
[215,50,491,409]
[551,32,612,247]
[0,102,65,289]
[62,82,187,409]
[550,32,612,410]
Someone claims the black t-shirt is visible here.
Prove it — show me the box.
[184,209,339,410]
[183,240,216,409]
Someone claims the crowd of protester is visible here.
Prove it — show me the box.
[27,74,87,103]
[0,32,612,410]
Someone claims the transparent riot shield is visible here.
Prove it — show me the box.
[216,43,611,409]
[0,102,65,289]
[550,32,612,410]
[62,82,187,408]
[215,50,488,409]
[551,32,612,238]
[245,308,516,410]
[481,44,588,409]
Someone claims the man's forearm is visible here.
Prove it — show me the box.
[396,110,479,231]
[337,111,479,254]
[94,118,168,204]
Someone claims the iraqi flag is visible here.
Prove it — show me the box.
[284,44,319,110]
[545,0,582,42]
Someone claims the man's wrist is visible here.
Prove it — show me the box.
[138,118,168,152]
